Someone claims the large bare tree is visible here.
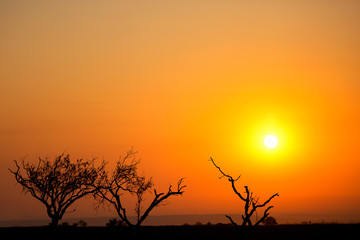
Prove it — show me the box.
[210,157,279,232]
[95,149,186,228]
[9,154,105,226]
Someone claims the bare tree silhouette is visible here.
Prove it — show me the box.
[94,149,186,228]
[9,154,105,226]
[209,157,279,234]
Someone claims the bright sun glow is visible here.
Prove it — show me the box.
[264,135,278,149]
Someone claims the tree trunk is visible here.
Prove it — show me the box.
[50,216,61,227]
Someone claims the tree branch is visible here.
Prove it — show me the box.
[255,193,279,208]
[254,206,274,226]
[225,215,239,227]
[136,178,186,227]
[209,158,245,201]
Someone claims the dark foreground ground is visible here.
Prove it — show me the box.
[1,224,359,240]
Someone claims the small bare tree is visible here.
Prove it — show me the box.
[9,154,105,226]
[210,157,278,232]
[95,149,186,228]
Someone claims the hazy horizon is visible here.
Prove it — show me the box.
[2,212,360,228]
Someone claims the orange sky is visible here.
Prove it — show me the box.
[1,1,360,223]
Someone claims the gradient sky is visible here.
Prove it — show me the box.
[1,1,360,223]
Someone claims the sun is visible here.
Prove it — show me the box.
[264,135,278,149]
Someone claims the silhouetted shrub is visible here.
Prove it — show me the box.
[106,218,124,227]
[76,220,88,227]
[263,216,278,226]
[60,222,70,227]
